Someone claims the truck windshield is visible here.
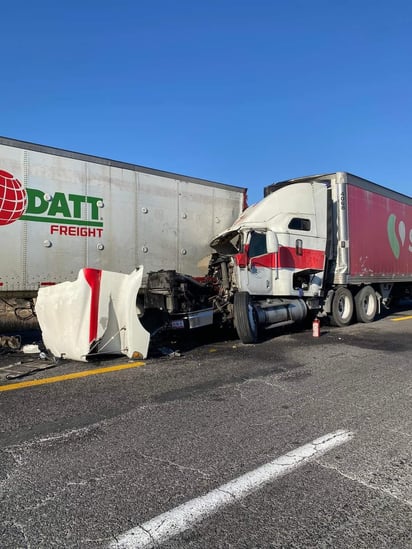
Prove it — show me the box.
[210,231,241,255]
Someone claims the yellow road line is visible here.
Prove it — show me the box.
[391,315,412,322]
[0,361,145,392]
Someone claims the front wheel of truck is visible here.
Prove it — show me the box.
[234,291,259,344]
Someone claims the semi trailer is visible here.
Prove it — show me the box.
[0,136,246,297]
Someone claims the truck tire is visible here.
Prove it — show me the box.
[330,287,354,327]
[234,292,258,344]
[355,285,377,323]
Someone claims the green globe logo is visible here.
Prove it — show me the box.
[387,214,406,259]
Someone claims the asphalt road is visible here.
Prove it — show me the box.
[1,305,412,548]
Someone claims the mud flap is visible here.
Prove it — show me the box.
[35,267,150,361]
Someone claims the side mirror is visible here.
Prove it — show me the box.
[266,231,278,253]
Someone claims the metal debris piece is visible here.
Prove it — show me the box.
[158,347,181,358]
[0,335,21,350]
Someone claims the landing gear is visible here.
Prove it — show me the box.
[234,292,258,344]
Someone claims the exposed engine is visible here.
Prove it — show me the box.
[139,254,235,336]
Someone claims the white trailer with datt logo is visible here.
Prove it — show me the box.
[0,137,246,300]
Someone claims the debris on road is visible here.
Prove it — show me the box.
[35,267,150,362]
[0,335,21,350]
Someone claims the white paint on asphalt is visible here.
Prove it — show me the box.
[109,429,353,548]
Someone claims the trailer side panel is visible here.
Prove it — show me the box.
[347,182,412,283]
[0,140,245,295]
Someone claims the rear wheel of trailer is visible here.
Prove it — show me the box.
[354,285,378,323]
[330,286,354,327]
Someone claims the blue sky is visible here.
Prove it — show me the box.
[2,0,411,204]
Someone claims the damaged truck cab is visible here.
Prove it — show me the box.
[210,179,328,342]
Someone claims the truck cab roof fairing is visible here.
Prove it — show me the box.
[264,173,336,197]
[265,172,412,204]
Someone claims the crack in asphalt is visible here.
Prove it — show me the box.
[317,460,412,507]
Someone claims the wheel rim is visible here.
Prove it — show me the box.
[362,295,374,316]
[338,296,351,320]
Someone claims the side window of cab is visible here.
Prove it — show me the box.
[288,218,311,231]
[248,231,267,258]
